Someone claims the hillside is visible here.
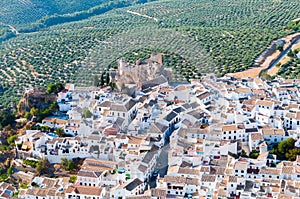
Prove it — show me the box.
[1,0,300,107]
[0,0,158,37]
[1,0,107,27]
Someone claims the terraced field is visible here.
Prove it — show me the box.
[1,0,300,107]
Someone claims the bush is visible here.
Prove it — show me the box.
[1,145,9,151]
[69,175,77,183]
[83,108,92,118]
[0,110,15,129]
[46,83,64,94]
[249,150,259,159]
[23,160,39,168]
[20,183,28,189]
[7,135,18,146]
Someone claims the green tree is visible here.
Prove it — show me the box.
[241,149,248,158]
[285,148,300,161]
[61,158,68,168]
[46,83,64,94]
[1,145,8,151]
[276,45,284,52]
[109,82,117,91]
[260,71,274,81]
[36,158,50,175]
[55,128,65,137]
[83,108,92,118]
[24,112,30,119]
[106,72,110,85]
[29,107,39,116]
[66,160,76,171]
[0,110,15,129]
[69,175,77,183]
[100,73,105,86]
[6,166,13,175]
[7,135,18,146]
[287,50,295,57]
[249,150,259,159]
[49,102,59,112]
[278,138,295,154]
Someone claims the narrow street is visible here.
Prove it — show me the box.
[148,143,170,188]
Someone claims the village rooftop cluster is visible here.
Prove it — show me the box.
[2,73,300,199]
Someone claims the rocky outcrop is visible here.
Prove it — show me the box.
[17,88,57,114]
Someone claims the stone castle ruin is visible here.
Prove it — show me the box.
[112,53,173,92]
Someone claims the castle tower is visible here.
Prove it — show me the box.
[118,58,127,76]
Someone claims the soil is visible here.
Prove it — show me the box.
[228,51,280,78]
[229,33,300,78]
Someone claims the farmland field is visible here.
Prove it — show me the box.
[1,0,300,107]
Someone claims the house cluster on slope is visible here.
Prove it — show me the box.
[11,74,300,199]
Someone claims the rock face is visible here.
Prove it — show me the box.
[17,88,56,114]
[115,53,173,90]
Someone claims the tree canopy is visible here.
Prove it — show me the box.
[270,138,300,161]
[46,83,64,94]
[0,109,15,129]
